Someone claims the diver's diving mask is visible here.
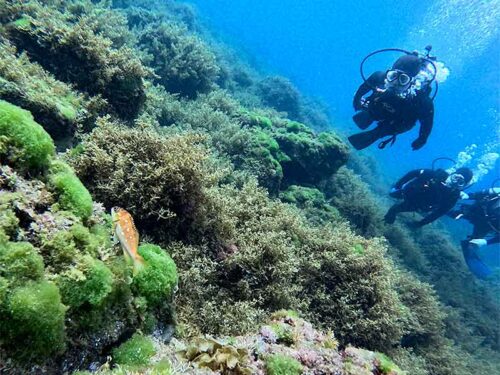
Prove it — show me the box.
[386,70,412,86]
[445,173,466,189]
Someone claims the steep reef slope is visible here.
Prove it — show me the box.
[0,1,498,374]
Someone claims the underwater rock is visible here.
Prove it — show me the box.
[139,22,220,98]
[239,111,349,191]
[101,311,405,375]
[0,102,178,373]
[0,99,55,172]
[280,185,340,225]
[274,121,349,186]
[257,76,302,120]
[2,0,148,119]
[0,1,497,374]
[0,40,90,144]
[70,120,216,242]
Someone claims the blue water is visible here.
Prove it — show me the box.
[185,0,500,189]
[185,0,500,266]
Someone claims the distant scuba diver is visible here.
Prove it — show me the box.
[349,46,442,151]
[449,187,500,279]
[384,167,473,227]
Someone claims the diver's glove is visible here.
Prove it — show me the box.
[353,97,368,111]
[390,187,399,194]
[411,137,426,150]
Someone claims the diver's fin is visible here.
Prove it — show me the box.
[461,241,492,279]
[348,129,381,150]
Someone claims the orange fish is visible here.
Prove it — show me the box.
[111,207,144,274]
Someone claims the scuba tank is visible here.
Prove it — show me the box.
[483,186,500,233]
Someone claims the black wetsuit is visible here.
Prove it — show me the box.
[349,71,434,150]
[384,169,461,226]
[452,188,500,244]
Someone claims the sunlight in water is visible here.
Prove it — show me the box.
[453,143,499,183]
[407,0,500,70]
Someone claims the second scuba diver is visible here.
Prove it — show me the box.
[349,50,436,151]
[384,167,473,227]
[450,187,500,278]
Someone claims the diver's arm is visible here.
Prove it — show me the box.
[418,206,450,226]
[417,196,457,226]
[394,169,430,189]
[412,99,434,150]
[353,71,385,111]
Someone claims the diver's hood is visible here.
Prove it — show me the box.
[392,54,423,77]
[455,167,474,185]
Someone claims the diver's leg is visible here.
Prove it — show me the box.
[471,222,490,239]
[461,239,492,279]
[487,235,499,246]
[348,123,389,150]
[464,224,494,250]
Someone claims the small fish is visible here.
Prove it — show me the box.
[111,207,144,274]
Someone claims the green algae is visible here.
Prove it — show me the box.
[270,323,295,346]
[0,2,496,374]
[353,243,365,255]
[0,99,54,170]
[133,244,178,308]
[57,255,113,308]
[112,333,156,367]
[12,17,30,29]
[376,352,403,374]
[0,41,87,139]
[4,281,67,359]
[265,354,303,375]
[0,241,44,285]
[48,160,93,220]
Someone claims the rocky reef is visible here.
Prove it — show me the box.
[0,1,498,374]
[80,311,406,375]
[0,100,177,373]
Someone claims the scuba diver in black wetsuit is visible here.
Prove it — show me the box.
[449,187,500,278]
[349,49,437,151]
[384,167,473,227]
[451,187,500,245]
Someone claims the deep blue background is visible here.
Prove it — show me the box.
[184,0,500,265]
[185,0,499,188]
